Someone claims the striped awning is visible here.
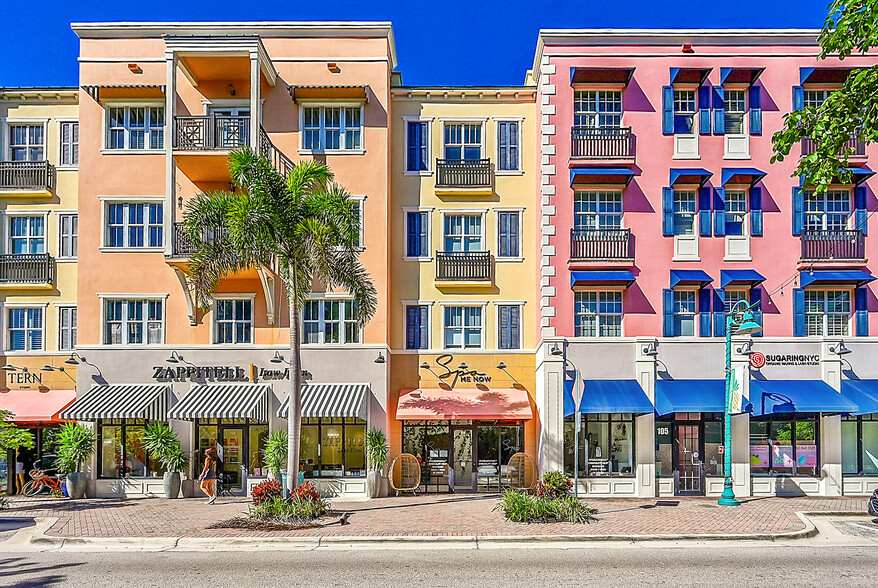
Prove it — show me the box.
[168,384,271,422]
[277,383,370,420]
[60,385,169,421]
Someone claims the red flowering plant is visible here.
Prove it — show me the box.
[251,479,282,506]
[290,481,321,503]
[534,470,572,499]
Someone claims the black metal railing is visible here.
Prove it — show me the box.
[570,228,633,260]
[174,115,251,150]
[800,229,865,260]
[169,222,196,258]
[571,127,634,159]
[259,126,295,177]
[0,161,55,191]
[435,159,493,189]
[802,135,866,157]
[0,254,55,284]
[435,251,493,281]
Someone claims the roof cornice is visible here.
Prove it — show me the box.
[0,88,79,102]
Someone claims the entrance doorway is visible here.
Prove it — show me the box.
[221,427,244,491]
[196,419,268,494]
[451,426,474,490]
[673,423,704,496]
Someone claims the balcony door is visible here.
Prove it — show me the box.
[209,107,250,149]
[444,214,483,253]
[444,123,482,161]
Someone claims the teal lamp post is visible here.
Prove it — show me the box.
[718,299,762,506]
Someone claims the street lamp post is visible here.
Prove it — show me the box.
[718,299,762,507]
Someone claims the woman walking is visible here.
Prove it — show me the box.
[198,448,218,504]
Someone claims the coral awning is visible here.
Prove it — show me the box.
[396,388,533,421]
[0,389,76,423]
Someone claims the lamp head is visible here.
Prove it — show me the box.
[1,364,17,371]
[734,310,763,335]
[374,352,386,364]
[419,362,430,370]
[270,351,285,364]
[458,363,469,371]
[166,351,182,364]
[496,362,507,370]
[550,343,563,356]
[64,353,81,366]
[40,365,55,372]
[831,342,852,356]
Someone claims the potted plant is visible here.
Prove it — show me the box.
[142,421,189,499]
[365,427,389,499]
[55,422,95,500]
[263,430,289,489]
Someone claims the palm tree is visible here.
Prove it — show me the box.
[184,147,377,490]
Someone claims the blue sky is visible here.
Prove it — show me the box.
[2,0,832,87]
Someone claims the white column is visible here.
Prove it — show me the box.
[820,414,843,496]
[731,413,751,497]
[634,337,658,497]
[249,53,260,148]
[535,339,565,473]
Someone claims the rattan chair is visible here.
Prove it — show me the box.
[388,453,421,496]
[506,453,537,491]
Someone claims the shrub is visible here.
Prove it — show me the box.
[252,479,283,506]
[535,470,572,499]
[54,423,96,474]
[494,489,595,524]
[365,427,389,472]
[290,481,321,503]
[248,494,329,525]
[262,430,288,480]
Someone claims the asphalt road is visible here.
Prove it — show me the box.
[2,545,875,588]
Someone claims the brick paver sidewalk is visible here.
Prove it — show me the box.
[0,493,867,539]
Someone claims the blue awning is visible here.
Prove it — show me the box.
[570,270,636,288]
[654,380,725,416]
[800,67,856,85]
[670,168,713,187]
[749,380,859,416]
[563,379,653,416]
[670,269,713,288]
[720,67,764,85]
[848,167,875,186]
[570,169,635,187]
[670,67,712,85]
[721,168,767,187]
[800,270,876,288]
[841,380,878,415]
[571,67,635,85]
[720,269,766,288]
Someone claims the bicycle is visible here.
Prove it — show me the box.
[22,469,63,497]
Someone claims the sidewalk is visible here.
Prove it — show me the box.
[0,493,868,539]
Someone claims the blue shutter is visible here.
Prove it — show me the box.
[750,186,763,236]
[856,287,869,337]
[699,288,712,337]
[792,187,804,236]
[510,212,519,257]
[699,186,712,236]
[406,212,418,257]
[713,289,727,337]
[793,288,805,337]
[499,305,521,349]
[855,186,868,236]
[792,86,805,111]
[750,287,763,338]
[713,187,726,237]
[663,289,675,337]
[662,187,674,236]
[498,212,508,257]
[749,85,762,135]
[662,86,674,135]
[713,86,725,135]
[406,122,417,171]
[405,306,420,349]
[498,212,519,257]
[698,86,712,135]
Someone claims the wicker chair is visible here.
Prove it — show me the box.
[506,453,537,491]
[388,453,421,496]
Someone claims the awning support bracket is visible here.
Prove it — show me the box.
[172,266,198,326]
[257,266,277,325]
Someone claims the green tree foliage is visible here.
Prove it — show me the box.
[0,410,34,452]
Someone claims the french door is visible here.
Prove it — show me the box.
[673,423,704,496]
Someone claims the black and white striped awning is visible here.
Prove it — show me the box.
[277,383,370,420]
[168,384,271,422]
[59,385,170,421]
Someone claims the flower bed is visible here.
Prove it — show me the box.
[494,471,595,524]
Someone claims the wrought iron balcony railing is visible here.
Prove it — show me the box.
[801,135,866,157]
[570,228,633,260]
[0,253,55,284]
[0,161,55,191]
[435,159,493,189]
[571,127,634,160]
[174,115,251,151]
[800,229,865,261]
[435,251,493,281]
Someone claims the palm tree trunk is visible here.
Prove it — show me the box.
[286,295,303,493]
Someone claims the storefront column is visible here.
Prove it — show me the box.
[536,338,565,473]
[634,338,657,497]
[820,414,843,496]
[731,413,751,497]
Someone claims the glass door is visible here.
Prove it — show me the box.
[209,107,250,148]
[451,427,474,490]
[220,427,244,492]
[674,423,704,496]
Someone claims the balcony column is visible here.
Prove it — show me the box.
[165,50,177,257]
[249,51,260,148]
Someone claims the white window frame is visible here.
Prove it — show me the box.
[98,196,165,252]
[211,294,256,346]
[672,87,699,159]
[441,120,485,161]
[804,189,853,231]
[495,207,525,262]
[5,119,48,162]
[403,116,433,175]
[57,304,77,352]
[804,289,852,337]
[495,118,523,174]
[673,190,697,236]
[298,102,366,154]
[351,195,366,250]
[442,304,485,350]
[99,295,167,346]
[5,211,48,255]
[724,189,749,237]
[804,89,832,108]
[3,303,47,353]
[57,211,78,261]
[440,209,487,253]
[573,290,623,338]
[573,90,623,128]
[402,207,433,262]
[102,102,165,153]
[57,118,79,169]
[673,289,698,337]
[301,296,361,345]
[573,190,623,230]
[402,301,434,351]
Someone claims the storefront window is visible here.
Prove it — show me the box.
[564,414,635,476]
[298,418,366,478]
[195,419,268,479]
[248,425,268,476]
[344,422,366,476]
[703,421,724,476]
[842,415,878,475]
[98,419,164,478]
[749,416,818,476]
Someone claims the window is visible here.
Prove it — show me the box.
[60,121,79,166]
[443,214,482,252]
[444,123,481,160]
[725,190,748,236]
[98,419,165,478]
[302,106,363,151]
[673,190,696,236]
[59,306,77,352]
[574,291,622,337]
[350,198,364,249]
[405,305,428,350]
[750,417,818,476]
[8,216,45,254]
[573,90,622,128]
[724,90,746,134]
[497,305,521,349]
[215,299,253,344]
[564,413,634,477]
[444,306,482,349]
[497,121,520,171]
[7,307,43,351]
[59,214,78,259]
[106,106,163,150]
[804,90,831,108]
[805,290,851,336]
[104,299,164,345]
[406,211,428,258]
[842,415,878,475]
[302,299,360,344]
[300,417,367,478]
[805,190,851,231]
[574,191,623,230]
[106,203,163,248]
[673,291,697,336]
[8,125,44,161]
[673,89,697,134]
[406,121,429,171]
[497,211,520,258]
[724,289,749,310]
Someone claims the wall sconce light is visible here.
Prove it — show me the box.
[374,352,386,364]
[128,63,143,74]
[327,62,341,73]
[736,340,755,356]
[271,351,287,364]
[458,362,469,371]
[41,365,76,382]
[642,340,659,357]
[228,84,236,96]
[830,341,852,356]
[550,343,563,356]
[177,196,184,210]
[681,43,694,54]
[2,364,22,372]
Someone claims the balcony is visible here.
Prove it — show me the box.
[570,127,634,162]
[802,135,866,159]
[435,251,493,283]
[0,254,55,288]
[435,159,493,195]
[174,115,251,151]
[570,228,633,264]
[800,229,865,262]
[0,161,55,193]
[168,222,196,259]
